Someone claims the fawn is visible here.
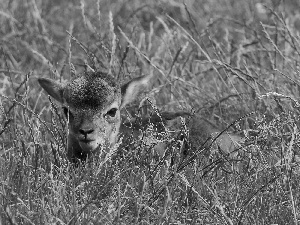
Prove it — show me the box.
[38,71,243,162]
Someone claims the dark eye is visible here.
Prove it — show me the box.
[106,108,118,117]
[62,107,74,120]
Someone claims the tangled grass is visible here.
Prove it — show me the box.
[1,0,300,224]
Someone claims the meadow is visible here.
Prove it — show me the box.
[1,0,300,224]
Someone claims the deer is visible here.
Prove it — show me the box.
[38,71,244,163]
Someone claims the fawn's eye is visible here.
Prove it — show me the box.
[106,108,118,117]
[62,107,74,120]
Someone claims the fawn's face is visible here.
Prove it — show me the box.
[62,73,122,152]
[63,102,121,152]
[38,71,151,156]
[39,72,122,153]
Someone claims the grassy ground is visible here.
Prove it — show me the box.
[1,0,300,224]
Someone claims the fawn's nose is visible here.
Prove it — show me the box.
[79,128,94,136]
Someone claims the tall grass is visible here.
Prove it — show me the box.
[1,0,300,224]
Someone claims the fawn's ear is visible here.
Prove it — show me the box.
[120,75,151,109]
[38,78,65,103]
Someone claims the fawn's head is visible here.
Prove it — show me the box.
[38,71,150,155]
